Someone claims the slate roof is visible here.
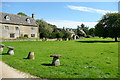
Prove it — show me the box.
[0,12,37,26]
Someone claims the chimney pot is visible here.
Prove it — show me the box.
[32,13,35,19]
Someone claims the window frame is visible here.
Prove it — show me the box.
[4,26,9,30]
[26,18,31,23]
[31,27,35,30]
[31,34,35,37]
[5,15,10,20]
[15,27,19,30]
[10,33,15,38]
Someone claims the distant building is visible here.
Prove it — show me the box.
[0,12,38,39]
[63,27,77,40]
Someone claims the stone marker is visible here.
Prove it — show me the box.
[50,54,62,66]
[27,52,35,59]
[7,46,14,55]
[0,44,5,52]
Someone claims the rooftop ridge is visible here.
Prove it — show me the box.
[0,12,37,26]
[0,12,34,20]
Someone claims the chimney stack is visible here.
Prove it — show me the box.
[32,13,35,19]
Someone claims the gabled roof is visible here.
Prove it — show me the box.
[0,12,37,26]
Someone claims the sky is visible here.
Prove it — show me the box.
[2,1,119,29]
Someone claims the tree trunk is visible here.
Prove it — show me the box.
[115,37,118,42]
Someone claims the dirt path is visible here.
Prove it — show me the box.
[0,61,38,79]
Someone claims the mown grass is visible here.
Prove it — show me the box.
[1,37,119,78]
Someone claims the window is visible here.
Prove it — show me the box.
[4,26,9,30]
[15,27,19,30]
[31,27,35,30]
[31,34,35,37]
[26,18,31,23]
[5,15,10,20]
[10,33,15,38]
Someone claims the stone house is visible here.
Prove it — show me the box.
[63,27,77,40]
[0,12,38,39]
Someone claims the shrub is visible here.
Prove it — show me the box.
[77,33,86,37]
[40,32,50,38]
[56,32,64,38]
[49,33,57,39]
[85,35,92,38]
[24,34,28,38]
[17,36,28,39]
[63,31,72,39]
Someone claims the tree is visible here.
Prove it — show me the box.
[63,31,72,39]
[78,24,89,35]
[89,28,95,37]
[81,23,85,28]
[95,13,120,41]
[40,31,50,38]
[17,12,27,16]
[77,26,86,37]
[56,32,64,38]
[36,19,58,39]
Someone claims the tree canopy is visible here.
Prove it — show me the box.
[36,19,72,39]
[36,19,57,38]
[88,28,95,37]
[95,13,120,41]
[17,12,27,16]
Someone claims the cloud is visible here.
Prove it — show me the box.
[47,20,98,29]
[67,5,118,15]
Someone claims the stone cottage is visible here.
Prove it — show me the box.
[63,27,77,40]
[0,12,38,39]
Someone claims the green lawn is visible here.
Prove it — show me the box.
[1,37,119,78]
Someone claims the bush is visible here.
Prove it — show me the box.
[49,33,57,39]
[85,35,92,38]
[24,34,28,38]
[17,36,28,39]
[56,32,64,38]
[40,32,50,38]
[63,31,71,39]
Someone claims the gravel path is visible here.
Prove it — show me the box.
[0,61,38,79]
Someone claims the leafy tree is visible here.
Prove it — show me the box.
[77,26,86,37]
[95,13,120,41]
[17,12,27,16]
[81,23,85,28]
[40,31,50,38]
[63,31,72,39]
[36,19,58,38]
[89,28,95,37]
[49,32,57,39]
[56,32,64,38]
[77,24,89,35]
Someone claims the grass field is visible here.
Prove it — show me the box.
[1,37,119,78]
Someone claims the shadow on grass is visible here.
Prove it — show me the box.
[0,53,8,55]
[23,58,29,59]
[41,63,53,66]
[76,41,119,43]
